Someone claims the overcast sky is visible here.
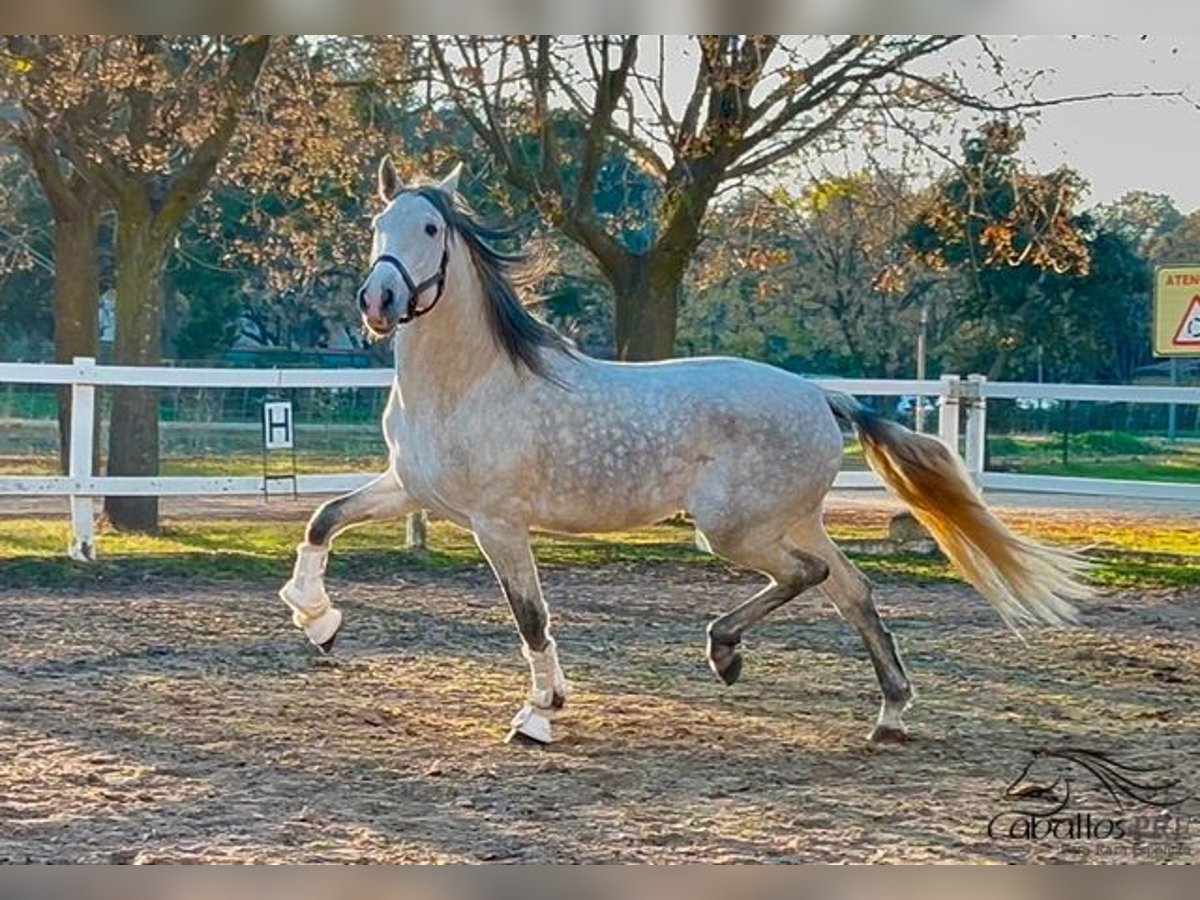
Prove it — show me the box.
[960,35,1200,213]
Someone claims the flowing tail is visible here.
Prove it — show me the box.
[825,391,1093,629]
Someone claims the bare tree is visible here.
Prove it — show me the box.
[427,35,967,359]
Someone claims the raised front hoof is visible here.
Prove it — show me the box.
[868,724,911,745]
[316,624,342,656]
[506,703,555,745]
[300,607,343,656]
[707,637,743,686]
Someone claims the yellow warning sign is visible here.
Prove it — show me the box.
[1154,265,1200,356]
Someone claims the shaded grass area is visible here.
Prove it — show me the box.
[988,433,1200,484]
[0,453,387,477]
[1008,459,1200,483]
[1,516,1195,591]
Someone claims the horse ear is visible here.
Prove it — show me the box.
[378,155,400,202]
[437,162,463,197]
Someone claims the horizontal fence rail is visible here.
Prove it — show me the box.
[0,360,395,389]
[1,359,1197,560]
[978,380,1199,405]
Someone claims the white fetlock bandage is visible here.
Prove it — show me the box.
[524,639,568,711]
[508,703,554,744]
[279,543,341,647]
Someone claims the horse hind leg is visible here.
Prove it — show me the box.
[701,525,831,687]
[789,520,915,743]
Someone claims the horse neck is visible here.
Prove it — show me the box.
[391,248,508,408]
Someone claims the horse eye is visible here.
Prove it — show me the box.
[424,223,438,236]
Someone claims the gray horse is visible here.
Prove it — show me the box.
[281,161,1091,744]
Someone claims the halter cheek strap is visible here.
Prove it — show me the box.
[371,241,450,324]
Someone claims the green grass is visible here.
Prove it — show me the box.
[1009,459,1200,483]
[0,453,387,477]
[1083,550,1200,589]
[1,515,1194,591]
[1072,431,1158,456]
[0,519,710,589]
[8,429,1197,483]
[987,432,1200,484]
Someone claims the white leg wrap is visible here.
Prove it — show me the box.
[279,543,341,647]
[524,638,567,711]
[507,639,568,743]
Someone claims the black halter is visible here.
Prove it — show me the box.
[371,240,450,324]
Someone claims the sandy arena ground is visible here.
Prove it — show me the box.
[1,555,1196,863]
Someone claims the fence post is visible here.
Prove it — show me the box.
[406,510,427,551]
[68,356,97,562]
[964,373,988,485]
[937,374,961,456]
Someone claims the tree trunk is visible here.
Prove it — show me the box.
[986,345,1011,382]
[612,251,686,361]
[104,200,166,532]
[52,206,101,474]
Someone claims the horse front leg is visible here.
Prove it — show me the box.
[280,471,418,652]
[472,519,567,744]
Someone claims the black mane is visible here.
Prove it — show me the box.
[409,186,574,380]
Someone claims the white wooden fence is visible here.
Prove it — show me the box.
[1,357,1197,560]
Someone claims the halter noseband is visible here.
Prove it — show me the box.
[370,240,450,324]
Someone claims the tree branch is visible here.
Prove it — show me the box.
[728,80,873,179]
[548,37,669,177]
[573,35,638,217]
[899,68,1192,113]
[735,36,957,170]
[747,35,870,123]
[154,35,272,239]
[517,35,565,196]
[429,35,527,184]
[17,125,78,216]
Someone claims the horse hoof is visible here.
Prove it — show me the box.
[507,703,554,745]
[317,623,342,655]
[506,728,550,747]
[868,724,911,745]
[302,607,343,655]
[716,651,742,686]
[707,638,743,686]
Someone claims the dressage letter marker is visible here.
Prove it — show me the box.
[263,400,294,450]
[262,397,298,499]
[1153,266,1200,357]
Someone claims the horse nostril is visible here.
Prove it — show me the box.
[381,287,394,311]
[357,288,368,312]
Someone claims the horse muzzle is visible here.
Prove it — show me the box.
[358,283,405,337]
[362,315,397,339]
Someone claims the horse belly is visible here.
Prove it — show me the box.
[531,488,685,534]
[530,439,693,534]
[533,494,684,534]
